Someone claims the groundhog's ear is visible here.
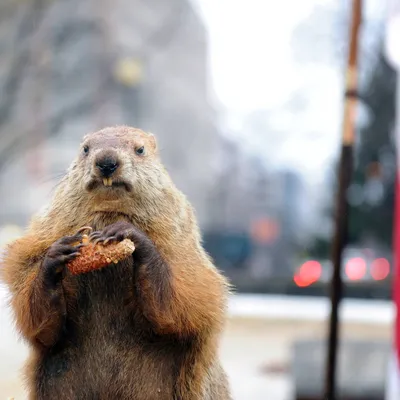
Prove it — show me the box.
[148,133,157,150]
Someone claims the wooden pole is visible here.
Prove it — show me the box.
[324,1,362,399]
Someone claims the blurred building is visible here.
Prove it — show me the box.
[0,0,218,228]
[276,170,304,243]
[207,133,307,277]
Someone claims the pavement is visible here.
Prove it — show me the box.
[0,290,394,400]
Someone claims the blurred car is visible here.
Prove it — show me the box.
[294,246,392,288]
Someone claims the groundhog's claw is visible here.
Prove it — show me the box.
[76,226,93,236]
[90,233,119,245]
[88,232,102,242]
[102,236,117,245]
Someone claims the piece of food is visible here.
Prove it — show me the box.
[67,231,135,275]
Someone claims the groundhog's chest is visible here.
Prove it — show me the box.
[36,258,183,399]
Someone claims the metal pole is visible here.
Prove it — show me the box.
[324,1,362,399]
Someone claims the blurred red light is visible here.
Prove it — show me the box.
[345,257,366,281]
[293,274,309,287]
[294,260,322,287]
[370,258,390,281]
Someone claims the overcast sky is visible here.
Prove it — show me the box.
[193,0,387,184]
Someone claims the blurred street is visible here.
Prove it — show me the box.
[1,292,392,399]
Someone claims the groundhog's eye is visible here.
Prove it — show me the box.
[83,145,89,155]
[136,146,145,156]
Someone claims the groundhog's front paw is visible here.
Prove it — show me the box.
[89,221,153,261]
[41,232,84,287]
[89,221,146,245]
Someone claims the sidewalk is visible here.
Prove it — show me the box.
[0,291,393,399]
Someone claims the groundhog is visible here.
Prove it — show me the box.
[2,126,232,400]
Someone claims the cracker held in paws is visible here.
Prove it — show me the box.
[67,228,135,275]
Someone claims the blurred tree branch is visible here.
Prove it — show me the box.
[0,0,186,172]
[0,0,48,168]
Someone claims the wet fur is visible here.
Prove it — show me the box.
[1,126,231,399]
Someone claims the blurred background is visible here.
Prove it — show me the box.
[0,0,398,399]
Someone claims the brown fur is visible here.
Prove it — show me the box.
[1,126,232,399]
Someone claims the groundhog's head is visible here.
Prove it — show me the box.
[68,126,170,210]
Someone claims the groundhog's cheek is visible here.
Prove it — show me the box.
[82,174,92,187]
[124,169,139,184]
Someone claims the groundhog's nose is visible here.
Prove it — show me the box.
[96,156,119,178]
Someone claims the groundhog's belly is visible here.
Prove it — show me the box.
[37,338,178,399]
[35,261,180,400]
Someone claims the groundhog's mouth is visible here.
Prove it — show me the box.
[86,178,132,192]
